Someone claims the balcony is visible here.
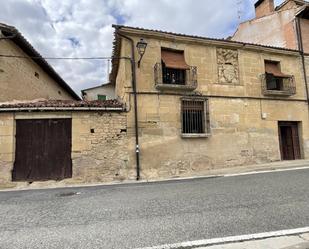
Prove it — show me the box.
[154,63,197,91]
[261,74,296,96]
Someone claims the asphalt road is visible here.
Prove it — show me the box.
[0,168,309,249]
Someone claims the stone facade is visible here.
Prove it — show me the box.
[0,111,131,186]
[113,26,309,180]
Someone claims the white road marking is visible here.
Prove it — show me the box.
[136,227,309,249]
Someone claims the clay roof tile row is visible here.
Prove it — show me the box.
[0,99,124,110]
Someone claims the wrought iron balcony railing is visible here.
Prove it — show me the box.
[261,74,296,96]
[154,63,197,91]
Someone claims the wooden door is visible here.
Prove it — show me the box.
[278,122,301,160]
[12,119,72,181]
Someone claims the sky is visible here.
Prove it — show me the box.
[0,0,284,96]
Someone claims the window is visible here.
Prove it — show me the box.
[162,65,186,85]
[181,98,210,137]
[265,74,283,90]
[161,49,189,85]
[98,95,106,101]
[264,61,286,91]
[261,60,295,96]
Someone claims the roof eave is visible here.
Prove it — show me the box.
[0,107,124,112]
[114,25,300,55]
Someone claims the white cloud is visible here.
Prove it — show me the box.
[0,0,285,96]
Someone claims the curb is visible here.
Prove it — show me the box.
[1,165,309,193]
[136,227,309,249]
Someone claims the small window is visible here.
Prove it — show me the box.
[98,95,106,101]
[34,72,40,79]
[161,49,189,85]
[181,98,210,136]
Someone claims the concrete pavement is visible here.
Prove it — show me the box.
[0,167,309,248]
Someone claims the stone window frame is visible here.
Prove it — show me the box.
[180,96,211,138]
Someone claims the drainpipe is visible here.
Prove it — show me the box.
[296,17,309,111]
[115,29,141,181]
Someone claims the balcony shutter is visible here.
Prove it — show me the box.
[161,49,190,70]
[265,61,289,78]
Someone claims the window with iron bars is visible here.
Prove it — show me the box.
[181,98,210,136]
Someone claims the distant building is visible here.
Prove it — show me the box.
[232,0,309,53]
[0,23,80,101]
[81,83,115,101]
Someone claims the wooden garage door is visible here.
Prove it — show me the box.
[12,119,72,181]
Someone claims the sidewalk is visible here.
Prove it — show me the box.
[1,159,309,191]
[197,233,309,249]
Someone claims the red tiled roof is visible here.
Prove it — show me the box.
[0,99,124,110]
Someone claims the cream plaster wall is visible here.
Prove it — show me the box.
[0,40,75,101]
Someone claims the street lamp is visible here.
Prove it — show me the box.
[136,38,147,68]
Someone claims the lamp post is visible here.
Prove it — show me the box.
[136,38,148,68]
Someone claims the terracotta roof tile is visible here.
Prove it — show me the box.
[0,99,123,110]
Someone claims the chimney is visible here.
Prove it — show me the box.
[255,0,275,18]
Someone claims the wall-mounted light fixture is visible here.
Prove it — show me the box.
[136,38,148,68]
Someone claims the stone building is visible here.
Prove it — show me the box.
[82,82,115,101]
[233,0,309,52]
[0,23,80,101]
[110,25,309,180]
[0,100,129,187]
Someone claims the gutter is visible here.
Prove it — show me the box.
[296,17,309,111]
[0,107,124,112]
[114,27,141,181]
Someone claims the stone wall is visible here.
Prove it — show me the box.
[0,111,131,185]
[71,111,132,183]
[125,94,309,180]
[0,113,14,184]
[0,39,75,101]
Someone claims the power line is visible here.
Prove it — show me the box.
[0,54,112,60]
[237,0,243,23]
